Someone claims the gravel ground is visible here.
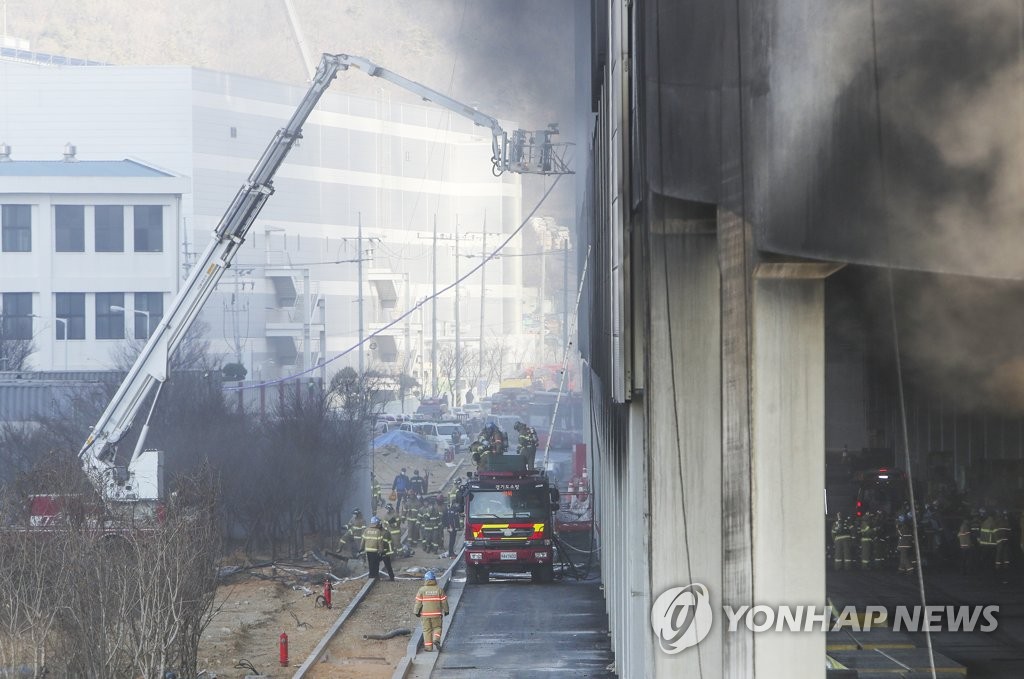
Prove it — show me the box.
[197,573,365,678]
[195,448,467,679]
[305,554,462,679]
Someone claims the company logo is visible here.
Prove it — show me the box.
[650,583,714,654]
[652,583,999,654]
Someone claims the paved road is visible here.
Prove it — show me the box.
[432,575,616,678]
[828,568,1024,678]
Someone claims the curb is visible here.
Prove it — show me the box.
[291,576,376,678]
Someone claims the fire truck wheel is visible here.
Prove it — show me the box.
[474,566,489,584]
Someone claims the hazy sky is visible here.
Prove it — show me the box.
[3,0,580,221]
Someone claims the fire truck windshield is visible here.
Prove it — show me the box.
[469,488,549,521]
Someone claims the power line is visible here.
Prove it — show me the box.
[224,175,563,392]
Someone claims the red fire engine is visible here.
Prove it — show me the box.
[463,459,559,584]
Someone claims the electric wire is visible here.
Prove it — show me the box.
[540,244,591,469]
[870,1,937,675]
[224,174,563,392]
[655,0,704,673]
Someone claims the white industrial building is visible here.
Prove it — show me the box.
[0,153,187,371]
[0,48,532,396]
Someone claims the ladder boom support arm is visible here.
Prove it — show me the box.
[79,52,571,501]
[78,54,346,495]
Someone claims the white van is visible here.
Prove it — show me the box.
[400,422,467,454]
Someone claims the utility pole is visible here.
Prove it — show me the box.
[404,272,411,413]
[358,212,364,376]
[431,213,438,397]
[454,216,461,406]
[303,269,312,373]
[562,238,569,358]
[318,297,326,388]
[539,229,547,365]
[479,211,486,395]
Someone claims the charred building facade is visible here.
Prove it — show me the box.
[581,1,1024,676]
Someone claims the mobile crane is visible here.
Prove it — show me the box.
[77,52,573,506]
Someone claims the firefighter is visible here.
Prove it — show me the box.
[371,473,382,510]
[338,509,366,559]
[410,469,428,496]
[873,511,890,570]
[360,516,396,581]
[421,499,439,554]
[448,479,461,508]
[455,475,471,515]
[957,514,975,575]
[995,510,1012,574]
[979,509,997,572]
[970,509,984,572]
[413,570,449,652]
[896,514,915,575]
[406,495,422,547]
[434,495,448,553]
[384,504,404,557]
[442,499,462,557]
[831,512,854,571]
[858,513,876,570]
[514,421,539,469]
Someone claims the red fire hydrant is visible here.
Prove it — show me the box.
[323,578,332,609]
[279,632,289,667]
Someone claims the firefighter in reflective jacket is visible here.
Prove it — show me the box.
[414,570,449,652]
[514,421,539,469]
[957,515,975,575]
[994,510,1012,572]
[384,504,404,557]
[896,515,915,575]
[858,513,877,570]
[361,516,396,581]
[406,495,422,547]
[831,512,854,570]
[338,509,366,559]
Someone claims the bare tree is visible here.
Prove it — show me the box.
[0,471,221,677]
[0,331,35,371]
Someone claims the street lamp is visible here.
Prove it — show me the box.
[28,314,68,370]
[109,305,151,338]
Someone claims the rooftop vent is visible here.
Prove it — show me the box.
[62,143,78,162]
[0,143,11,162]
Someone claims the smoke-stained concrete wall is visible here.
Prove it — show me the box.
[751,267,834,676]
[648,217,722,677]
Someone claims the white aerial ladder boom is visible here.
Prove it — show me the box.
[79,53,573,503]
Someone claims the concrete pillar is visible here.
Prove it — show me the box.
[750,262,838,677]
[648,208,721,677]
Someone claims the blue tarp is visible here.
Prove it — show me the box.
[372,430,439,458]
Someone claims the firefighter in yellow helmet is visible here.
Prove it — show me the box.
[413,570,449,652]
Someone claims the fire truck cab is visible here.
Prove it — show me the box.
[463,461,558,584]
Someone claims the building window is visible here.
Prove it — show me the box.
[96,292,125,340]
[1,204,31,252]
[55,293,86,340]
[95,205,125,252]
[1,292,33,340]
[55,205,85,252]
[133,292,163,340]
[134,205,163,252]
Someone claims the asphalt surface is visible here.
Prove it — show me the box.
[431,574,616,678]
[828,567,1024,678]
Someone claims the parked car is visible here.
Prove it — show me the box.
[399,421,457,456]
